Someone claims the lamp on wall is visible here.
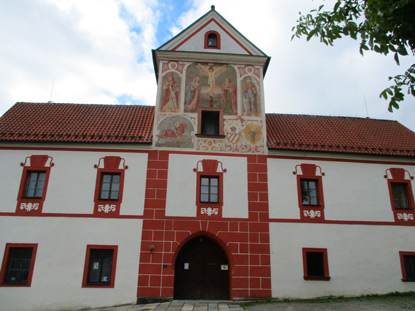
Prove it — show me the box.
[149,244,155,254]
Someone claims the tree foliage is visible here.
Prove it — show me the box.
[292,0,415,111]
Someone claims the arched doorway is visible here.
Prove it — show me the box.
[174,235,230,299]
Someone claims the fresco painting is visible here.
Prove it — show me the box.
[241,76,261,116]
[160,72,180,113]
[155,115,194,148]
[185,63,237,115]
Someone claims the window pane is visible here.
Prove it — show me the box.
[210,186,218,194]
[392,183,409,209]
[102,174,112,183]
[100,191,109,200]
[201,177,209,186]
[110,190,119,200]
[404,255,415,280]
[210,194,218,203]
[4,247,33,283]
[306,252,325,277]
[201,185,209,194]
[201,194,209,202]
[210,178,218,186]
[87,249,113,284]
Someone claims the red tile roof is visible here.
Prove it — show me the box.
[0,103,414,157]
[266,114,415,157]
[0,102,154,144]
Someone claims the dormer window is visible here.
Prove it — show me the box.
[205,31,220,49]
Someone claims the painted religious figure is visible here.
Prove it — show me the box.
[242,77,260,116]
[160,72,179,112]
[185,63,237,114]
[185,76,201,112]
[155,115,194,148]
[222,78,237,114]
[197,63,227,103]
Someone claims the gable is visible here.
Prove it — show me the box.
[157,6,267,57]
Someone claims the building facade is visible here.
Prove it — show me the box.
[1,7,415,311]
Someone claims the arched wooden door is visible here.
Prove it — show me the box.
[174,236,230,299]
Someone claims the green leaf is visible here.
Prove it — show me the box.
[307,28,318,41]
[334,1,341,12]
[394,53,400,65]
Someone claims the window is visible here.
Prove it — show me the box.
[207,33,217,47]
[384,168,415,223]
[194,159,226,218]
[197,108,224,137]
[24,171,46,198]
[99,173,121,200]
[204,31,220,49]
[300,179,318,206]
[200,176,219,203]
[83,245,118,288]
[302,248,330,280]
[294,164,325,221]
[201,111,219,136]
[399,252,415,281]
[93,156,128,216]
[0,244,38,287]
[391,183,410,209]
[17,155,54,214]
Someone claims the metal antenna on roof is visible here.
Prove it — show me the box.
[48,77,55,103]
[364,95,369,118]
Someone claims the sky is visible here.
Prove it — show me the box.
[0,0,414,132]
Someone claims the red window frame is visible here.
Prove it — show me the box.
[385,168,415,224]
[399,251,415,281]
[82,245,118,288]
[293,164,325,222]
[204,31,221,49]
[16,155,54,215]
[93,156,128,217]
[0,243,38,287]
[194,159,226,218]
[302,248,330,281]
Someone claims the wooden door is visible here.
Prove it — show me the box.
[174,236,229,299]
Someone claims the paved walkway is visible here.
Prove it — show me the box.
[76,302,244,311]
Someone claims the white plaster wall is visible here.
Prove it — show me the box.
[176,22,249,55]
[0,151,22,212]
[0,216,142,311]
[269,223,415,298]
[166,154,248,218]
[268,158,414,222]
[0,150,147,216]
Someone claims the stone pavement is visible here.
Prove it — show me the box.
[76,301,245,311]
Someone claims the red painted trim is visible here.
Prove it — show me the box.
[385,168,415,224]
[302,248,330,281]
[16,155,54,215]
[399,251,415,281]
[204,31,221,49]
[0,243,38,287]
[294,164,325,222]
[82,245,118,288]
[172,18,252,55]
[0,212,142,219]
[93,156,128,217]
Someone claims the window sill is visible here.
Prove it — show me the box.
[304,276,330,281]
[195,134,226,139]
[402,278,415,282]
[82,283,114,288]
[0,282,31,287]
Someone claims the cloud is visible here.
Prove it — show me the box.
[0,0,413,132]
